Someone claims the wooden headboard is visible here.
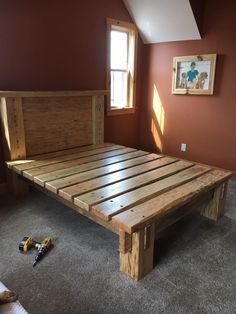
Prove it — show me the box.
[0,91,107,161]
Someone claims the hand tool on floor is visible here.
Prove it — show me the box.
[19,236,53,267]
[33,237,52,267]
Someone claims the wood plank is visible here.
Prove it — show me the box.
[155,191,213,234]
[45,153,164,193]
[60,156,177,202]
[22,96,95,155]
[119,230,132,253]
[90,165,211,221]
[0,97,26,161]
[0,90,108,97]
[120,223,155,281]
[201,181,228,220]
[34,150,151,187]
[112,169,231,234]
[77,160,192,212]
[92,95,104,144]
[22,148,137,180]
[13,144,123,174]
[7,143,113,168]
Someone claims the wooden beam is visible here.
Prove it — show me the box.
[0,97,26,161]
[92,95,104,145]
[119,230,132,253]
[155,190,213,233]
[0,90,108,98]
[120,223,155,281]
[201,181,228,221]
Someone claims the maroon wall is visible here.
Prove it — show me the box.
[0,0,143,183]
[140,0,236,172]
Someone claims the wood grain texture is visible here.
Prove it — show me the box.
[0,97,26,160]
[45,153,162,193]
[92,95,104,144]
[13,144,122,174]
[7,143,113,169]
[22,96,93,155]
[0,90,108,97]
[201,181,228,220]
[120,223,155,281]
[155,191,213,233]
[79,159,193,212]
[119,230,132,253]
[22,147,132,180]
[89,164,209,220]
[61,156,175,202]
[112,169,231,234]
[34,150,148,187]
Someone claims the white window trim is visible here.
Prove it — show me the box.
[107,18,138,116]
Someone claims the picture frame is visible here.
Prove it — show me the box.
[172,54,217,95]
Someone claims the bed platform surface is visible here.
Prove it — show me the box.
[6,143,231,231]
[1,91,232,281]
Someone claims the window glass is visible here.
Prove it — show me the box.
[110,30,128,70]
[111,71,128,108]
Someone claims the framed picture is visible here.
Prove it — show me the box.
[172,54,217,95]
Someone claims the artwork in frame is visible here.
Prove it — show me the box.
[172,54,217,95]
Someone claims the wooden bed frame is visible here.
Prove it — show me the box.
[0,91,232,281]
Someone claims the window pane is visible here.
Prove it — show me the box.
[111,70,128,108]
[111,30,128,70]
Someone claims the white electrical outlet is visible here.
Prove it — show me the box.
[181,143,187,152]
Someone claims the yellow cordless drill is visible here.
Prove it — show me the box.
[19,236,52,267]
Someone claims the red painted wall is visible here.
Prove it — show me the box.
[140,0,236,172]
[0,0,143,183]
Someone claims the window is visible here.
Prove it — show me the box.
[107,18,137,115]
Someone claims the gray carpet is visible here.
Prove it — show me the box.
[0,180,236,314]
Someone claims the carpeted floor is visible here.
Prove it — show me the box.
[0,180,235,314]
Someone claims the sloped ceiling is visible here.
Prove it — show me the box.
[123,0,201,44]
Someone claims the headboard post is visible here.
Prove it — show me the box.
[0,96,26,161]
[92,95,104,145]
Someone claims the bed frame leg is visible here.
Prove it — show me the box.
[9,171,29,196]
[119,223,155,281]
[201,181,228,221]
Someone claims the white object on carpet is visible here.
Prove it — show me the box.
[0,282,28,314]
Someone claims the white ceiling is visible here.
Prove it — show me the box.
[123,0,201,44]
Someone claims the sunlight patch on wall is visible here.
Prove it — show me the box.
[153,85,165,135]
[151,119,163,152]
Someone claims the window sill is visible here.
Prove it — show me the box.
[107,107,135,116]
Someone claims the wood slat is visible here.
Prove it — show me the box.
[22,147,137,181]
[112,169,232,234]
[13,144,123,174]
[34,150,151,186]
[77,160,194,213]
[89,165,211,221]
[7,143,113,168]
[45,153,164,193]
[60,156,177,201]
